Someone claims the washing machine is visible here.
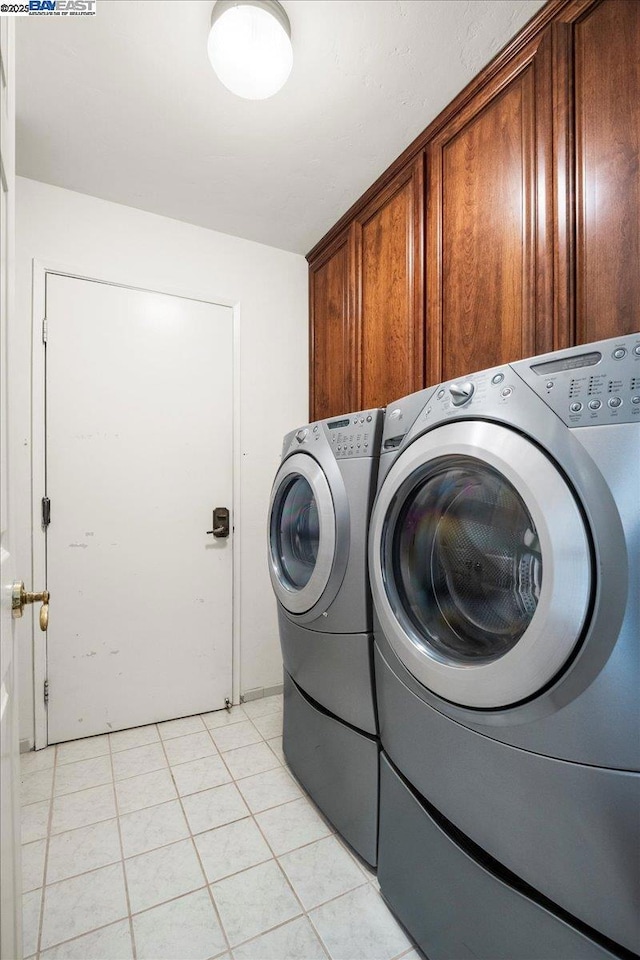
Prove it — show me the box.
[368,334,640,958]
[268,408,383,865]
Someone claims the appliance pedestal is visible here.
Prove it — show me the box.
[283,671,379,866]
[378,753,619,960]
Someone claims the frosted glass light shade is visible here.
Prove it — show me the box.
[208,0,293,100]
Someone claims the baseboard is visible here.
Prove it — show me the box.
[241,683,284,703]
[20,738,34,754]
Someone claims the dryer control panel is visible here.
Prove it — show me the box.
[325,409,383,459]
[281,409,383,459]
[512,333,640,427]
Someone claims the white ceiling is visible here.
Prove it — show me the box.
[16,0,544,254]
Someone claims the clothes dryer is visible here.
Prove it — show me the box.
[268,408,383,864]
[369,335,639,958]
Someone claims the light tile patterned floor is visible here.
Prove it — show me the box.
[20,695,419,960]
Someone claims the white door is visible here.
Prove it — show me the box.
[45,274,234,743]
[0,18,23,960]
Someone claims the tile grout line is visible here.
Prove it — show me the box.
[42,727,399,959]
[26,712,282,803]
[108,723,140,960]
[25,703,377,959]
[24,712,407,959]
[245,716,390,960]
[156,720,234,958]
[29,916,147,958]
[56,809,358,919]
[31,883,225,957]
[33,742,58,960]
[40,769,332,850]
[206,712,337,959]
[187,710,323,954]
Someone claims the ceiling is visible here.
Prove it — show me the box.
[16,0,544,255]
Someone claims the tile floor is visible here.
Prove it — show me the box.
[20,694,420,960]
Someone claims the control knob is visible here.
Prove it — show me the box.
[295,428,309,443]
[449,381,475,406]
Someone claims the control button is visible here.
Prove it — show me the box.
[570,402,583,413]
[612,347,627,360]
[364,442,369,448]
[366,415,372,422]
[608,397,622,408]
[588,399,602,411]
[491,373,504,385]
[501,387,513,399]
[632,397,640,405]
[337,445,341,452]
[449,381,475,406]
[436,389,445,400]
[295,428,308,443]
[389,408,403,421]
[634,345,640,357]
[546,381,554,390]
[313,425,319,433]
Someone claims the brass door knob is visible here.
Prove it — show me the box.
[12,582,50,631]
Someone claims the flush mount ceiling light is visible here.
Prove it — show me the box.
[207,0,293,100]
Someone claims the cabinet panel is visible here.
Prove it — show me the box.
[309,229,355,421]
[356,157,424,409]
[427,34,553,385]
[574,0,640,342]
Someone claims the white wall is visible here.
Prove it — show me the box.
[15,177,308,745]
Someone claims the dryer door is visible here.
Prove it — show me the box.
[269,453,347,617]
[369,421,592,708]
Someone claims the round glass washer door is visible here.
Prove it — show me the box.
[369,421,592,708]
[269,453,337,615]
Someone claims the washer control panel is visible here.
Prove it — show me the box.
[416,369,517,424]
[513,334,640,427]
[396,333,640,451]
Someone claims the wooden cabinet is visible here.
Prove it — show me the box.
[572,0,640,343]
[308,0,639,416]
[355,157,424,409]
[309,159,423,419]
[309,227,355,421]
[426,32,553,385]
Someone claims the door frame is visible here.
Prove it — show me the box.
[30,258,242,749]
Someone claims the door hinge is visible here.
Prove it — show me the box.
[42,496,51,528]
[42,318,48,344]
[44,679,49,704]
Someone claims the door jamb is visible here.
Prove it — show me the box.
[30,258,242,749]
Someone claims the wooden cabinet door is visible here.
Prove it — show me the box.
[309,227,356,421]
[355,157,424,408]
[573,0,640,343]
[426,32,554,385]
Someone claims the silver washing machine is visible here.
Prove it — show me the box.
[268,408,383,865]
[368,334,640,958]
